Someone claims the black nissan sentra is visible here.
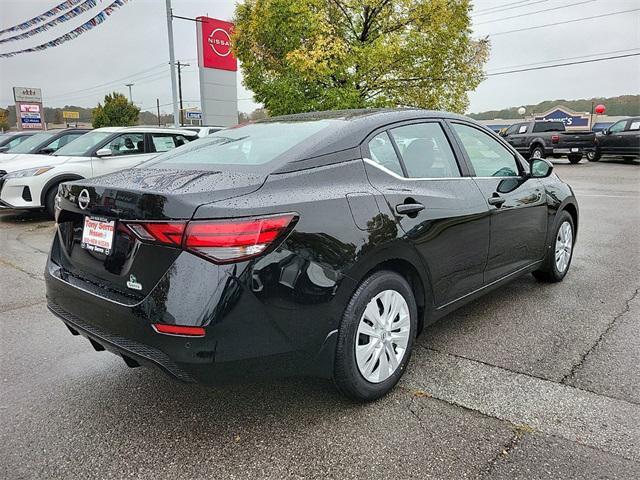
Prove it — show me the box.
[45,109,578,400]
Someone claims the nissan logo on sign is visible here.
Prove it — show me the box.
[78,189,90,210]
[208,28,232,57]
[197,17,237,71]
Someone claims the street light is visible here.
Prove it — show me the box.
[125,83,134,102]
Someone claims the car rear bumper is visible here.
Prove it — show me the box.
[44,245,343,383]
[553,147,590,155]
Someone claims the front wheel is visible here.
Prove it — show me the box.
[334,270,417,401]
[44,184,59,219]
[530,146,545,160]
[586,150,600,162]
[567,154,582,164]
[532,211,575,283]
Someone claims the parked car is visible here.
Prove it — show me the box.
[0,126,197,217]
[587,117,640,163]
[0,131,36,153]
[499,120,595,164]
[0,128,91,160]
[44,109,579,401]
[183,126,225,137]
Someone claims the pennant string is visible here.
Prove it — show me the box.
[0,0,85,36]
[0,1,131,58]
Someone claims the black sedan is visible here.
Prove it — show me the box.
[45,109,579,401]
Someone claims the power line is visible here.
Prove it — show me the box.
[486,8,640,36]
[486,52,640,76]
[474,0,546,17]
[475,0,596,26]
[487,47,640,73]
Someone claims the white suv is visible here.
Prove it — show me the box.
[0,126,197,217]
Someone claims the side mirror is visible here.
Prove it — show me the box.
[602,128,608,135]
[530,158,553,178]
[95,147,112,157]
[40,147,55,155]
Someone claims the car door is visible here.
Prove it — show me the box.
[448,121,548,284]
[600,120,627,155]
[508,123,530,154]
[91,132,153,177]
[362,120,490,307]
[620,119,640,157]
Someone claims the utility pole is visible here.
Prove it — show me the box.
[156,98,161,126]
[125,83,134,102]
[165,0,180,127]
[177,61,190,126]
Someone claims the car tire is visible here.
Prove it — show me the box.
[567,154,582,164]
[530,145,545,160]
[586,150,600,162]
[44,184,59,219]
[334,270,418,401]
[532,211,575,283]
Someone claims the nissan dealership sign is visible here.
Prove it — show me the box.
[13,86,44,130]
[196,17,238,126]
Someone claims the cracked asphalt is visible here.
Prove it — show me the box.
[1,160,639,479]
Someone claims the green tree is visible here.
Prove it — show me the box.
[92,92,140,127]
[233,0,489,115]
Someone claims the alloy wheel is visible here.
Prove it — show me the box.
[355,290,410,383]
[555,221,573,273]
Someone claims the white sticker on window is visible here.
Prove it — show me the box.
[629,121,640,131]
[518,125,527,134]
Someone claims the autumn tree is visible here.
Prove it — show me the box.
[233,0,489,115]
[92,92,140,128]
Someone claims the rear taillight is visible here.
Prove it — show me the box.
[551,134,560,144]
[125,213,296,263]
[185,214,296,263]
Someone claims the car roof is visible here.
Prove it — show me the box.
[92,126,198,135]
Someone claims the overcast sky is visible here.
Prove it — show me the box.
[0,0,638,116]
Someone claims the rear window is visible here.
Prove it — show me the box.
[144,120,341,169]
[533,121,565,133]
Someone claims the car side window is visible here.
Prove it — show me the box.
[609,121,626,133]
[504,124,518,136]
[628,120,640,131]
[106,133,145,156]
[389,123,460,178]
[150,133,178,153]
[452,123,519,177]
[48,133,83,150]
[517,124,528,134]
[367,131,404,176]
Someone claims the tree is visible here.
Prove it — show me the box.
[92,92,140,128]
[233,0,489,115]
[0,108,9,131]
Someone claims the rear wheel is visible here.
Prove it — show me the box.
[586,150,600,162]
[334,270,417,401]
[530,145,545,160]
[44,184,59,219]
[567,154,582,164]
[533,211,575,283]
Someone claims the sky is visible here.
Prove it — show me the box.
[0,0,638,117]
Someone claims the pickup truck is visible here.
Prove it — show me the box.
[499,120,595,164]
[588,117,640,163]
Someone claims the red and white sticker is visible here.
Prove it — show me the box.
[81,217,115,255]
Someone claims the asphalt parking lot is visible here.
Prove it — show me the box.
[1,159,639,479]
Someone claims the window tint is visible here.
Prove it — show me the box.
[452,123,519,177]
[532,121,565,133]
[368,131,403,176]
[389,123,460,178]
[609,120,626,133]
[105,133,144,156]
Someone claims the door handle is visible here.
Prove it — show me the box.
[487,194,506,208]
[396,202,425,215]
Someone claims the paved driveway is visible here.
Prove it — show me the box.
[1,160,638,479]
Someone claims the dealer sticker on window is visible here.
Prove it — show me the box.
[81,217,115,255]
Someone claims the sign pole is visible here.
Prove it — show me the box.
[156,98,161,126]
[165,0,180,127]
